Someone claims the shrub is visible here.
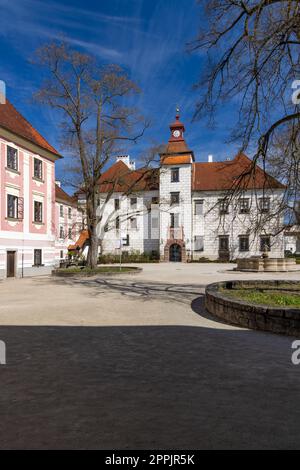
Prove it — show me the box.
[98,250,159,264]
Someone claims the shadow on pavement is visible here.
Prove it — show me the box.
[0,323,298,450]
[40,276,207,305]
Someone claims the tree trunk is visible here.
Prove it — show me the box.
[86,193,99,269]
[87,225,99,269]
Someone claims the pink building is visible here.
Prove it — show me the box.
[0,99,61,277]
[55,182,83,263]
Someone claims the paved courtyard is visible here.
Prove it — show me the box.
[0,263,300,449]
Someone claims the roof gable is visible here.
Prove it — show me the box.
[0,99,61,158]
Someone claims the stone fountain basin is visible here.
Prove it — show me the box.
[236,257,299,272]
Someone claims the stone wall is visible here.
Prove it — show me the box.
[205,280,300,336]
[237,257,299,272]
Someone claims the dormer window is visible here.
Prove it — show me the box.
[7,146,18,171]
[171,168,179,183]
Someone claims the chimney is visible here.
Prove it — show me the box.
[116,155,135,170]
[208,154,213,163]
[55,180,61,187]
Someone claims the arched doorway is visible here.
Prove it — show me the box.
[169,244,182,262]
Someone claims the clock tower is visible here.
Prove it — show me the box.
[169,107,185,143]
[159,109,194,263]
[160,108,194,162]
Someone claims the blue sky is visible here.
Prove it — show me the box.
[0,0,239,184]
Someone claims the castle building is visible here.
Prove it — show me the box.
[0,99,286,276]
[94,112,285,261]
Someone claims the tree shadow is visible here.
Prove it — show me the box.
[42,276,207,305]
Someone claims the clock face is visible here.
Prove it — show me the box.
[173,130,181,138]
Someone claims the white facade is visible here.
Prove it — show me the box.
[77,115,286,262]
[97,190,160,256]
[95,158,285,262]
[284,226,300,254]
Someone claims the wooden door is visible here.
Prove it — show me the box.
[170,244,182,262]
[7,251,15,278]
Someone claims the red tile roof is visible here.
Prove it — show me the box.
[0,99,61,157]
[68,230,89,251]
[192,153,285,191]
[98,160,159,193]
[94,153,284,194]
[161,155,192,165]
[162,140,191,154]
[55,184,77,205]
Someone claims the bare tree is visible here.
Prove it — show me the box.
[33,42,149,268]
[190,0,300,224]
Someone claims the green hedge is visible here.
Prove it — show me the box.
[98,250,160,264]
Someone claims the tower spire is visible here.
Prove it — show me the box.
[159,110,194,162]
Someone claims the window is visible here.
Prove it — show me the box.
[130,197,137,208]
[34,201,43,223]
[194,200,204,215]
[123,234,130,246]
[68,207,72,219]
[170,213,179,228]
[152,196,159,205]
[171,168,179,183]
[170,192,180,205]
[7,146,18,171]
[33,158,43,180]
[219,236,229,251]
[114,199,120,211]
[130,217,137,229]
[7,194,18,219]
[219,199,229,215]
[260,235,271,252]
[259,197,270,213]
[34,249,42,266]
[115,216,120,230]
[194,236,204,252]
[60,205,63,217]
[60,250,64,259]
[68,228,72,239]
[239,198,250,214]
[59,226,64,239]
[239,235,249,252]
[151,216,159,229]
